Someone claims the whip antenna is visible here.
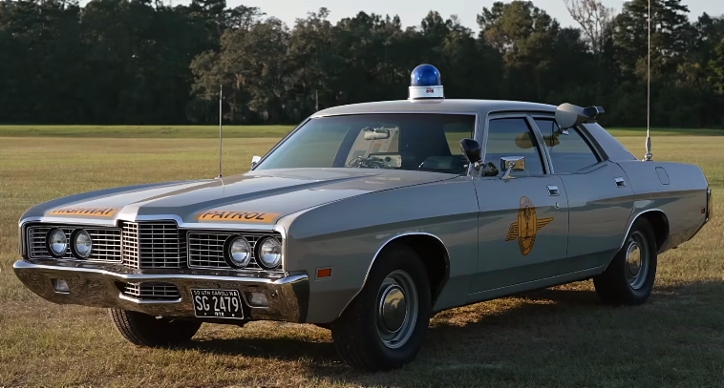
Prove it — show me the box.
[643,0,653,161]
[217,84,223,178]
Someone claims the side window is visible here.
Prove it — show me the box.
[443,121,474,156]
[534,119,601,173]
[484,118,546,177]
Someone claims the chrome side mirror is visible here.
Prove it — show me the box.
[500,156,525,179]
[251,155,261,168]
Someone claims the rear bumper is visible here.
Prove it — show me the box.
[13,259,309,322]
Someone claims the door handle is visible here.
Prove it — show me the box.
[614,177,626,188]
[547,185,559,196]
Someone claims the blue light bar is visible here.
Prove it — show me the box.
[408,64,444,100]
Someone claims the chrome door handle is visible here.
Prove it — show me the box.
[614,177,626,187]
[547,185,559,196]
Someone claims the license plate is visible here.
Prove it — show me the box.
[191,289,244,319]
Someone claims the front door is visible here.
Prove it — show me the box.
[469,116,570,295]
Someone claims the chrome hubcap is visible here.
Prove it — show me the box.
[625,231,649,290]
[376,270,417,349]
[379,285,407,333]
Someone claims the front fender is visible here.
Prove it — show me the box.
[276,177,479,323]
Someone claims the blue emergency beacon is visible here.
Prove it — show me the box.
[408,64,444,100]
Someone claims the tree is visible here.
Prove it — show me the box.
[613,0,692,82]
[477,1,561,101]
[0,0,722,128]
[563,0,616,55]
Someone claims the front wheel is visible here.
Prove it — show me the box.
[331,243,432,371]
[593,217,658,305]
[109,308,202,347]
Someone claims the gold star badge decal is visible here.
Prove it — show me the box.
[505,196,554,256]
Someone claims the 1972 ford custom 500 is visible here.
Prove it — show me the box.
[13,64,712,371]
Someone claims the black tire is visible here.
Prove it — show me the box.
[593,217,658,305]
[109,308,202,347]
[330,243,432,371]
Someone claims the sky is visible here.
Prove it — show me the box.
[224,0,723,32]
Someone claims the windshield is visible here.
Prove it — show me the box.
[255,113,476,175]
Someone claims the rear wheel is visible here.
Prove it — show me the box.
[593,217,658,305]
[109,308,202,347]
[331,243,432,371]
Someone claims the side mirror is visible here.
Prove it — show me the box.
[251,155,261,168]
[555,102,605,129]
[459,138,482,168]
[500,156,525,179]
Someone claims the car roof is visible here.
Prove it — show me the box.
[310,98,638,163]
[311,99,557,118]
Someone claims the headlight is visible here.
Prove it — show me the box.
[227,237,251,268]
[71,229,93,259]
[257,237,282,269]
[47,229,68,257]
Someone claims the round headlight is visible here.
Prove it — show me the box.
[228,237,252,268]
[72,229,93,259]
[257,237,282,269]
[47,229,68,257]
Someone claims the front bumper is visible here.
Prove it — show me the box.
[13,259,309,323]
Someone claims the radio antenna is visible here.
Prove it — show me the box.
[217,84,223,178]
[643,0,653,161]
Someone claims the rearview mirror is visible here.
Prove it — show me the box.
[500,156,525,179]
[555,102,605,129]
[363,127,391,140]
[459,138,482,167]
[251,155,261,168]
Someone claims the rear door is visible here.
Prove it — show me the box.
[469,115,570,295]
[532,117,635,273]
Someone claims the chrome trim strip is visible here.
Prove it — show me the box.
[619,208,666,250]
[705,187,712,223]
[19,215,281,233]
[310,109,482,118]
[337,231,451,318]
[524,114,553,175]
[13,259,298,283]
[118,293,182,304]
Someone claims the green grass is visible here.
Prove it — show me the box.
[0,130,723,387]
[0,124,721,138]
[607,127,724,137]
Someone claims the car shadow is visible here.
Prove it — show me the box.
[175,279,724,385]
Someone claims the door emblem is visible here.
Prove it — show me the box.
[505,196,554,256]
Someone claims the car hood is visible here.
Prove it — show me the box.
[27,168,456,228]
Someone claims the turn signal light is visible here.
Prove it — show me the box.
[316,268,332,278]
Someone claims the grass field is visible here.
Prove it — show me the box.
[0,126,723,388]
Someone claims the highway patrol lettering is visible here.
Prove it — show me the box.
[197,210,280,223]
[49,207,120,217]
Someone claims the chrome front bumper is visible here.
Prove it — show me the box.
[13,259,309,322]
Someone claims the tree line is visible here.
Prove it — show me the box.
[0,0,722,128]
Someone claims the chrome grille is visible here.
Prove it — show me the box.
[27,225,121,262]
[188,232,281,271]
[122,282,180,300]
[121,221,183,269]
